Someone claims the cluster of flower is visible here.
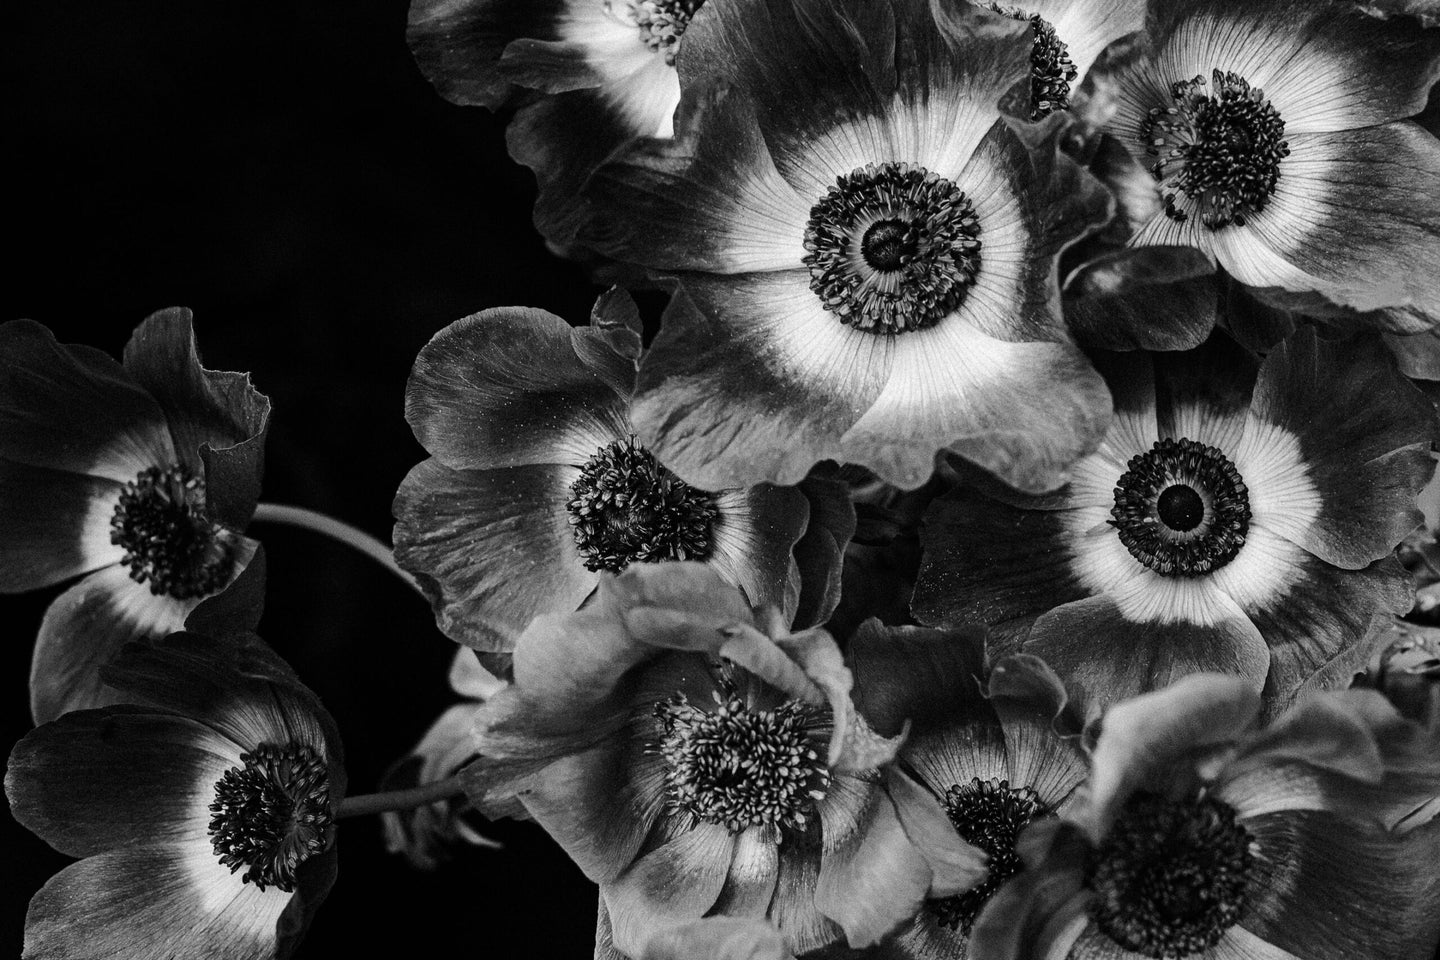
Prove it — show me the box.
[6,0,1440,958]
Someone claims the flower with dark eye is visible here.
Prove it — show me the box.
[461,562,986,959]
[915,327,1438,709]
[6,631,345,960]
[1090,0,1440,329]
[392,288,851,652]
[969,673,1440,960]
[579,0,1117,494]
[0,310,268,722]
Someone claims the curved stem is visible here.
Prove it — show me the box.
[335,775,466,819]
[251,502,423,598]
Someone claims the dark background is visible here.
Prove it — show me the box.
[4,0,604,955]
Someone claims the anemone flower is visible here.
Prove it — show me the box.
[393,289,850,652]
[851,627,1089,959]
[0,310,269,723]
[914,327,1438,709]
[1091,0,1440,329]
[581,0,1117,493]
[461,562,985,959]
[5,631,345,960]
[406,0,705,253]
[969,673,1440,960]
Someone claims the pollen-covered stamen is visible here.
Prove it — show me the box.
[605,0,703,65]
[1142,70,1290,229]
[209,742,334,893]
[1110,437,1250,577]
[804,162,982,335]
[566,436,719,573]
[110,463,235,600]
[929,777,1046,932]
[1088,792,1257,958]
[987,4,1078,119]
[652,684,830,834]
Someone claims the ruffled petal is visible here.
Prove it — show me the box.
[631,279,892,489]
[705,483,809,620]
[22,841,292,960]
[789,473,857,630]
[0,319,174,483]
[405,305,633,472]
[121,308,270,530]
[392,458,596,651]
[6,707,239,857]
[1236,327,1437,568]
[0,458,123,593]
[406,0,563,109]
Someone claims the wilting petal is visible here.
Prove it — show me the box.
[23,841,292,960]
[6,708,239,856]
[0,319,175,483]
[121,308,270,529]
[0,458,123,592]
[393,458,596,650]
[405,306,632,472]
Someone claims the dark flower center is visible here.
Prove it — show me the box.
[611,0,703,65]
[566,436,719,573]
[929,777,1046,932]
[803,161,982,335]
[110,463,235,600]
[1088,792,1256,958]
[1142,69,1290,229]
[209,742,334,893]
[988,4,1078,119]
[652,683,830,834]
[1110,438,1250,576]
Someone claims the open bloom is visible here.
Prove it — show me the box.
[970,674,1440,960]
[0,310,269,722]
[461,563,983,959]
[394,290,848,651]
[407,0,704,252]
[6,631,345,960]
[915,327,1438,708]
[851,627,1089,959]
[581,0,1115,493]
[1092,0,1440,328]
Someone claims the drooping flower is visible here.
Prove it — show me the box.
[914,327,1438,709]
[0,310,269,722]
[850,628,1089,958]
[580,0,1116,493]
[461,562,985,959]
[393,289,849,651]
[406,0,707,254]
[970,673,1440,960]
[5,631,346,960]
[1089,0,1440,329]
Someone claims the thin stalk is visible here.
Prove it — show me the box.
[251,502,422,598]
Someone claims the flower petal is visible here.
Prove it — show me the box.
[788,473,858,630]
[121,308,270,530]
[0,319,174,483]
[405,306,633,472]
[602,822,738,960]
[706,483,810,620]
[392,458,595,651]
[406,0,559,109]
[22,841,291,960]
[988,655,1088,807]
[1062,247,1219,353]
[848,619,988,737]
[0,458,123,593]
[1038,0,1149,82]
[968,818,1092,960]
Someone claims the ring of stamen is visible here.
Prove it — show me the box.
[1110,437,1250,577]
[803,161,982,335]
[1141,69,1289,229]
[605,0,703,65]
[929,777,1047,932]
[987,4,1078,119]
[209,742,334,893]
[109,463,235,599]
[566,435,719,573]
[651,682,830,834]
[1087,791,1257,958]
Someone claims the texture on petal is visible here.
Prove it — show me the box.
[1062,247,1218,352]
[0,319,174,483]
[967,818,1092,960]
[603,822,738,960]
[407,0,558,109]
[0,459,123,593]
[849,620,988,738]
[789,471,858,630]
[705,482,809,620]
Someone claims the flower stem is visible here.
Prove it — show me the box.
[335,775,466,819]
[251,502,423,598]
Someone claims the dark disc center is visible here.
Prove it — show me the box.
[860,219,915,272]
[1156,484,1205,532]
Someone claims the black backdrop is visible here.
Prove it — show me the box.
[4,0,604,955]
